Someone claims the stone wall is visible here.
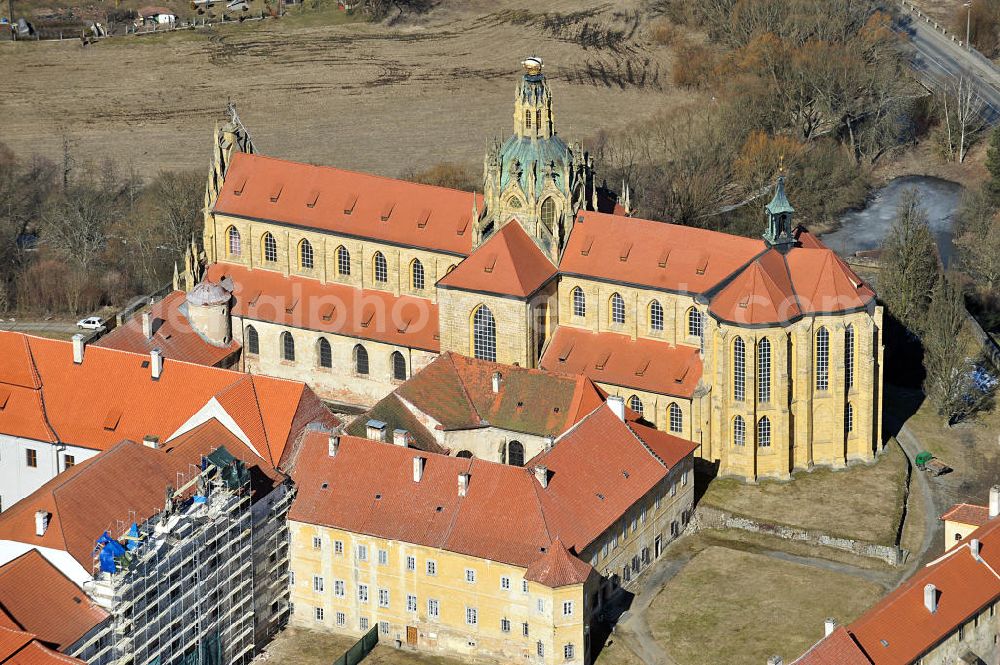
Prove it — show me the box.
[690,505,905,566]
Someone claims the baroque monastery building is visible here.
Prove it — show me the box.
[194,57,884,482]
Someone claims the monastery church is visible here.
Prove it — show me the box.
[186,56,884,482]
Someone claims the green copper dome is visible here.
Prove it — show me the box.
[498,134,573,199]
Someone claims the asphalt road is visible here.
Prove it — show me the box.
[897,7,1000,121]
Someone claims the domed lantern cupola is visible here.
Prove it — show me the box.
[763,175,796,250]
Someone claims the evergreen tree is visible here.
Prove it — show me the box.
[922,274,975,423]
[879,189,939,333]
[985,125,1000,205]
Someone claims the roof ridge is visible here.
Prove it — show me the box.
[23,337,59,444]
[448,354,485,426]
[246,376,275,467]
[624,421,668,469]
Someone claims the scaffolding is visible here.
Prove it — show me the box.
[84,450,256,665]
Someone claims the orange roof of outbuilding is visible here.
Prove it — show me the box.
[205,263,441,352]
[437,222,557,298]
[213,152,480,256]
[3,640,85,665]
[289,404,694,582]
[94,291,240,367]
[539,327,703,398]
[524,540,593,587]
[0,551,107,650]
[791,626,871,664]
[940,503,991,527]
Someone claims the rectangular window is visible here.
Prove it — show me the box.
[407,594,417,612]
[314,607,324,621]
[64,454,75,469]
[501,618,511,633]
[522,622,529,637]
[25,449,36,468]
[356,544,368,561]
[360,617,369,631]
[522,580,529,594]
[378,589,390,608]
[465,568,476,584]
[682,470,688,486]
[655,494,662,510]
[564,643,575,660]
[537,642,544,658]
[334,540,344,555]
[378,549,388,566]
[379,621,390,635]
[562,601,573,617]
[406,555,416,571]
[500,576,511,590]
[601,542,608,558]
[427,599,439,618]
[670,481,677,497]
[312,536,322,550]
[466,607,477,626]
[312,576,324,592]
[537,598,544,614]
[289,571,295,586]
[426,560,436,576]
[334,580,345,598]
[336,612,345,627]
[358,585,368,603]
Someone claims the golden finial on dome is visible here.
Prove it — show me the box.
[522,56,543,75]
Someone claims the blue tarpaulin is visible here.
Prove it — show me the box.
[95,532,126,573]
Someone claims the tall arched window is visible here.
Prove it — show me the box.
[298,239,314,269]
[540,198,556,232]
[757,338,771,403]
[373,252,388,283]
[317,338,332,368]
[525,109,532,128]
[610,293,625,325]
[336,246,351,276]
[391,351,406,381]
[354,344,369,375]
[280,331,295,362]
[628,395,644,416]
[757,416,771,448]
[572,287,586,317]
[456,450,473,459]
[733,416,746,447]
[733,337,746,402]
[687,308,703,338]
[245,325,258,355]
[845,324,855,390]
[411,259,425,291]
[649,300,664,332]
[845,402,854,435]
[262,232,278,263]
[227,226,241,256]
[816,327,829,391]
[508,441,524,467]
[472,305,496,362]
[668,403,683,433]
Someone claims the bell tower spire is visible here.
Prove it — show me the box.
[763,174,796,249]
[513,57,553,140]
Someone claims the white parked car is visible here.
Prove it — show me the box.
[76,316,104,330]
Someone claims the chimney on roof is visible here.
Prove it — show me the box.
[492,371,502,393]
[393,429,410,447]
[458,472,470,497]
[970,538,982,561]
[142,311,153,340]
[608,395,625,421]
[366,420,387,442]
[72,334,85,364]
[990,485,999,519]
[413,456,426,483]
[824,618,837,637]
[150,348,163,380]
[328,432,340,457]
[544,435,554,452]
[924,583,937,613]
[143,435,159,449]
[35,510,50,537]
[766,657,782,665]
[534,465,548,489]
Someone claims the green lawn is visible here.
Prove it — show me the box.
[700,440,908,545]
[648,547,885,665]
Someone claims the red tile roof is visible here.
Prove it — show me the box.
[4,640,85,665]
[392,352,608,436]
[0,331,335,462]
[560,211,763,295]
[289,405,694,583]
[205,263,440,352]
[796,517,1000,665]
[539,327,703,398]
[940,503,991,527]
[0,550,107,650]
[95,291,240,367]
[213,152,480,256]
[437,222,557,298]
[524,540,593,587]
[791,626,871,665]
